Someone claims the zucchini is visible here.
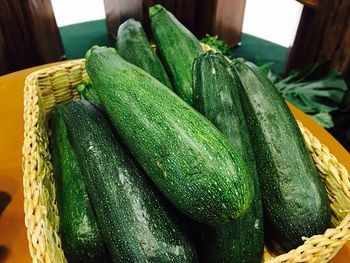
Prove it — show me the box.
[77,80,102,107]
[51,105,109,262]
[149,4,204,104]
[231,58,331,250]
[62,100,197,262]
[116,18,172,89]
[191,52,264,263]
[85,46,253,226]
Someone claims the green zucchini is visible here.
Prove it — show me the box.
[62,100,197,262]
[191,52,264,262]
[231,58,331,250]
[85,46,253,226]
[116,18,172,89]
[51,105,109,263]
[77,79,102,107]
[149,4,204,104]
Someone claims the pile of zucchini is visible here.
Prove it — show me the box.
[51,4,331,263]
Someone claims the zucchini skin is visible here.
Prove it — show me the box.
[63,100,197,263]
[231,58,331,250]
[117,18,172,89]
[51,105,109,263]
[192,52,264,263]
[149,4,204,105]
[85,46,253,226]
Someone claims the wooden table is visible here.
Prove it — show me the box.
[0,62,349,262]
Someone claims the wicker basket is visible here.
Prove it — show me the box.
[23,59,350,263]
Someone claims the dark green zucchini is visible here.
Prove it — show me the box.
[231,58,331,250]
[149,4,204,104]
[51,105,109,262]
[62,100,197,262]
[191,51,264,263]
[77,79,102,107]
[116,18,172,89]
[85,46,253,226]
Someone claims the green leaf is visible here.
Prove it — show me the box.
[269,63,348,128]
[200,35,231,57]
[311,112,334,128]
[274,69,348,115]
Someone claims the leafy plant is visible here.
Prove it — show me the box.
[265,63,348,128]
[200,34,231,57]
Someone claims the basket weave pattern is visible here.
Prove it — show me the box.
[23,60,350,262]
[23,60,87,262]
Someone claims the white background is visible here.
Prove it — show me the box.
[242,0,303,47]
[51,0,303,47]
[51,0,105,27]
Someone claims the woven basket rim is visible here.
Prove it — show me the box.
[25,59,85,80]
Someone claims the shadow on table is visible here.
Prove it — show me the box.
[0,192,11,262]
[0,246,9,262]
[0,192,11,215]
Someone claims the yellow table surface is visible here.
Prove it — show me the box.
[0,62,349,262]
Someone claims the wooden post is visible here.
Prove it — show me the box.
[0,0,64,75]
[104,0,144,37]
[104,0,246,46]
[288,0,350,151]
[104,0,197,38]
[295,0,318,9]
[0,32,7,74]
[195,0,246,47]
[286,0,350,77]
